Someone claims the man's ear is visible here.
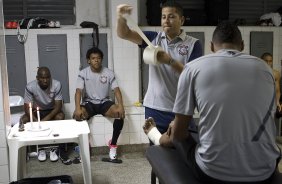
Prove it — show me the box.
[181,16,185,25]
[87,59,90,64]
[240,40,244,51]
[210,42,215,53]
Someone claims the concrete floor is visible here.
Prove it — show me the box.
[26,142,282,184]
[27,145,151,184]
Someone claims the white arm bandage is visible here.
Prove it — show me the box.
[147,127,162,145]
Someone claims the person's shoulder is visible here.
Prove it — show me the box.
[26,80,37,88]
[102,67,115,74]
[273,69,280,77]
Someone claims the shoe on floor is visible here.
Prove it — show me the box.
[109,144,118,160]
[50,148,59,162]
[38,150,47,162]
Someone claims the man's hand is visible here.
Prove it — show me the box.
[116,104,125,119]
[157,51,173,65]
[117,4,133,17]
[73,108,84,121]
[160,121,175,147]
[278,103,282,112]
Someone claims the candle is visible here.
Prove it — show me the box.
[37,107,41,129]
[29,102,34,128]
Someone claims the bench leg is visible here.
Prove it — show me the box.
[151,169,156,184]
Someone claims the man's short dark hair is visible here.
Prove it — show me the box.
[261,52,272,59]
[161,1,183,17]
[86,47,104,59]
[212,21,242,45]
[37,66,50,76]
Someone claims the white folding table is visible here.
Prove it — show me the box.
[7,119,92,184]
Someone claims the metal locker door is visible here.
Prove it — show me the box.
[79,33,108,70]
[250,32,273,58]
[37,34,70,103]
[5,35,27,97]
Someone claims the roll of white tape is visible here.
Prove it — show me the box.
[143,46,163,65]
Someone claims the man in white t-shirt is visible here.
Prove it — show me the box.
[144,21,281,183]
[73,47,125,163]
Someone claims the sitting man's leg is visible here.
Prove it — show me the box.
[53,111,65,120]
[102,101,124,162]
[143,117,162,145]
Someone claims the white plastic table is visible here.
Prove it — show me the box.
[7,119,92,184]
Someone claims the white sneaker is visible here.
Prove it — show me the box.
[38,150,47,162]
[109,145,117,160]
[50,148,59,162]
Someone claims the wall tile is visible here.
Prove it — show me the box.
[129,132,141,144]
[0,165,9,183]
[92,134,105,147]
[0,130,6,147]
[0,148,8,165]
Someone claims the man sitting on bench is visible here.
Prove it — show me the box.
[143,21,281,183]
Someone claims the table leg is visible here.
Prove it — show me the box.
[79,133,92,184]
[9,141,19,182]
[18,147,27,179]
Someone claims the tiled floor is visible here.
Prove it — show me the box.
[25,142,282,184]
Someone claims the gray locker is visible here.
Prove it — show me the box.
[37,34,70,103]
[250,32,273,58]
[5,35,27,97]
[79,33,108,70]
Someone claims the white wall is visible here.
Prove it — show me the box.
[0,0,11,182]
[75,0,107,27]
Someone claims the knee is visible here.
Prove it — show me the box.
[20,114,29,124]
[54,112,65,120]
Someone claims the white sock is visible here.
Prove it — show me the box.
[147,127,161,145]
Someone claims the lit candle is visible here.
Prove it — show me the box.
[29,102,34,128]
[37,107,41,129]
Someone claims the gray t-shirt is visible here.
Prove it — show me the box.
[76,66,118,104]
[173,49,280,181]
[24,79,63,110]
[143,31,199,112]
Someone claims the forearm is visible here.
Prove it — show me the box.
[114,88,123,106]
[170,114,191,142]
[75,89,82,110]
[117,15,130,39]
[170,60,184,74]
[41,108,60,121]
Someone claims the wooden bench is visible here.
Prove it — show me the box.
[146,146,282,184]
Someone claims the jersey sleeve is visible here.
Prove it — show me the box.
[24,83,33,104]
[109,71,119,90]
[139,31,158,48]
[189,40,203,62]
[54,81,63,101]
[76,70,85,90]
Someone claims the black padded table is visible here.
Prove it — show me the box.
[146,145,282,184]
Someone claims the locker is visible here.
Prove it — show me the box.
[37,34,70,103]
[5,35,27,97]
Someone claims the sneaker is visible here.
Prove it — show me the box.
[50,148,59,162]
[38,150,47,162]
[109,145,118,160]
